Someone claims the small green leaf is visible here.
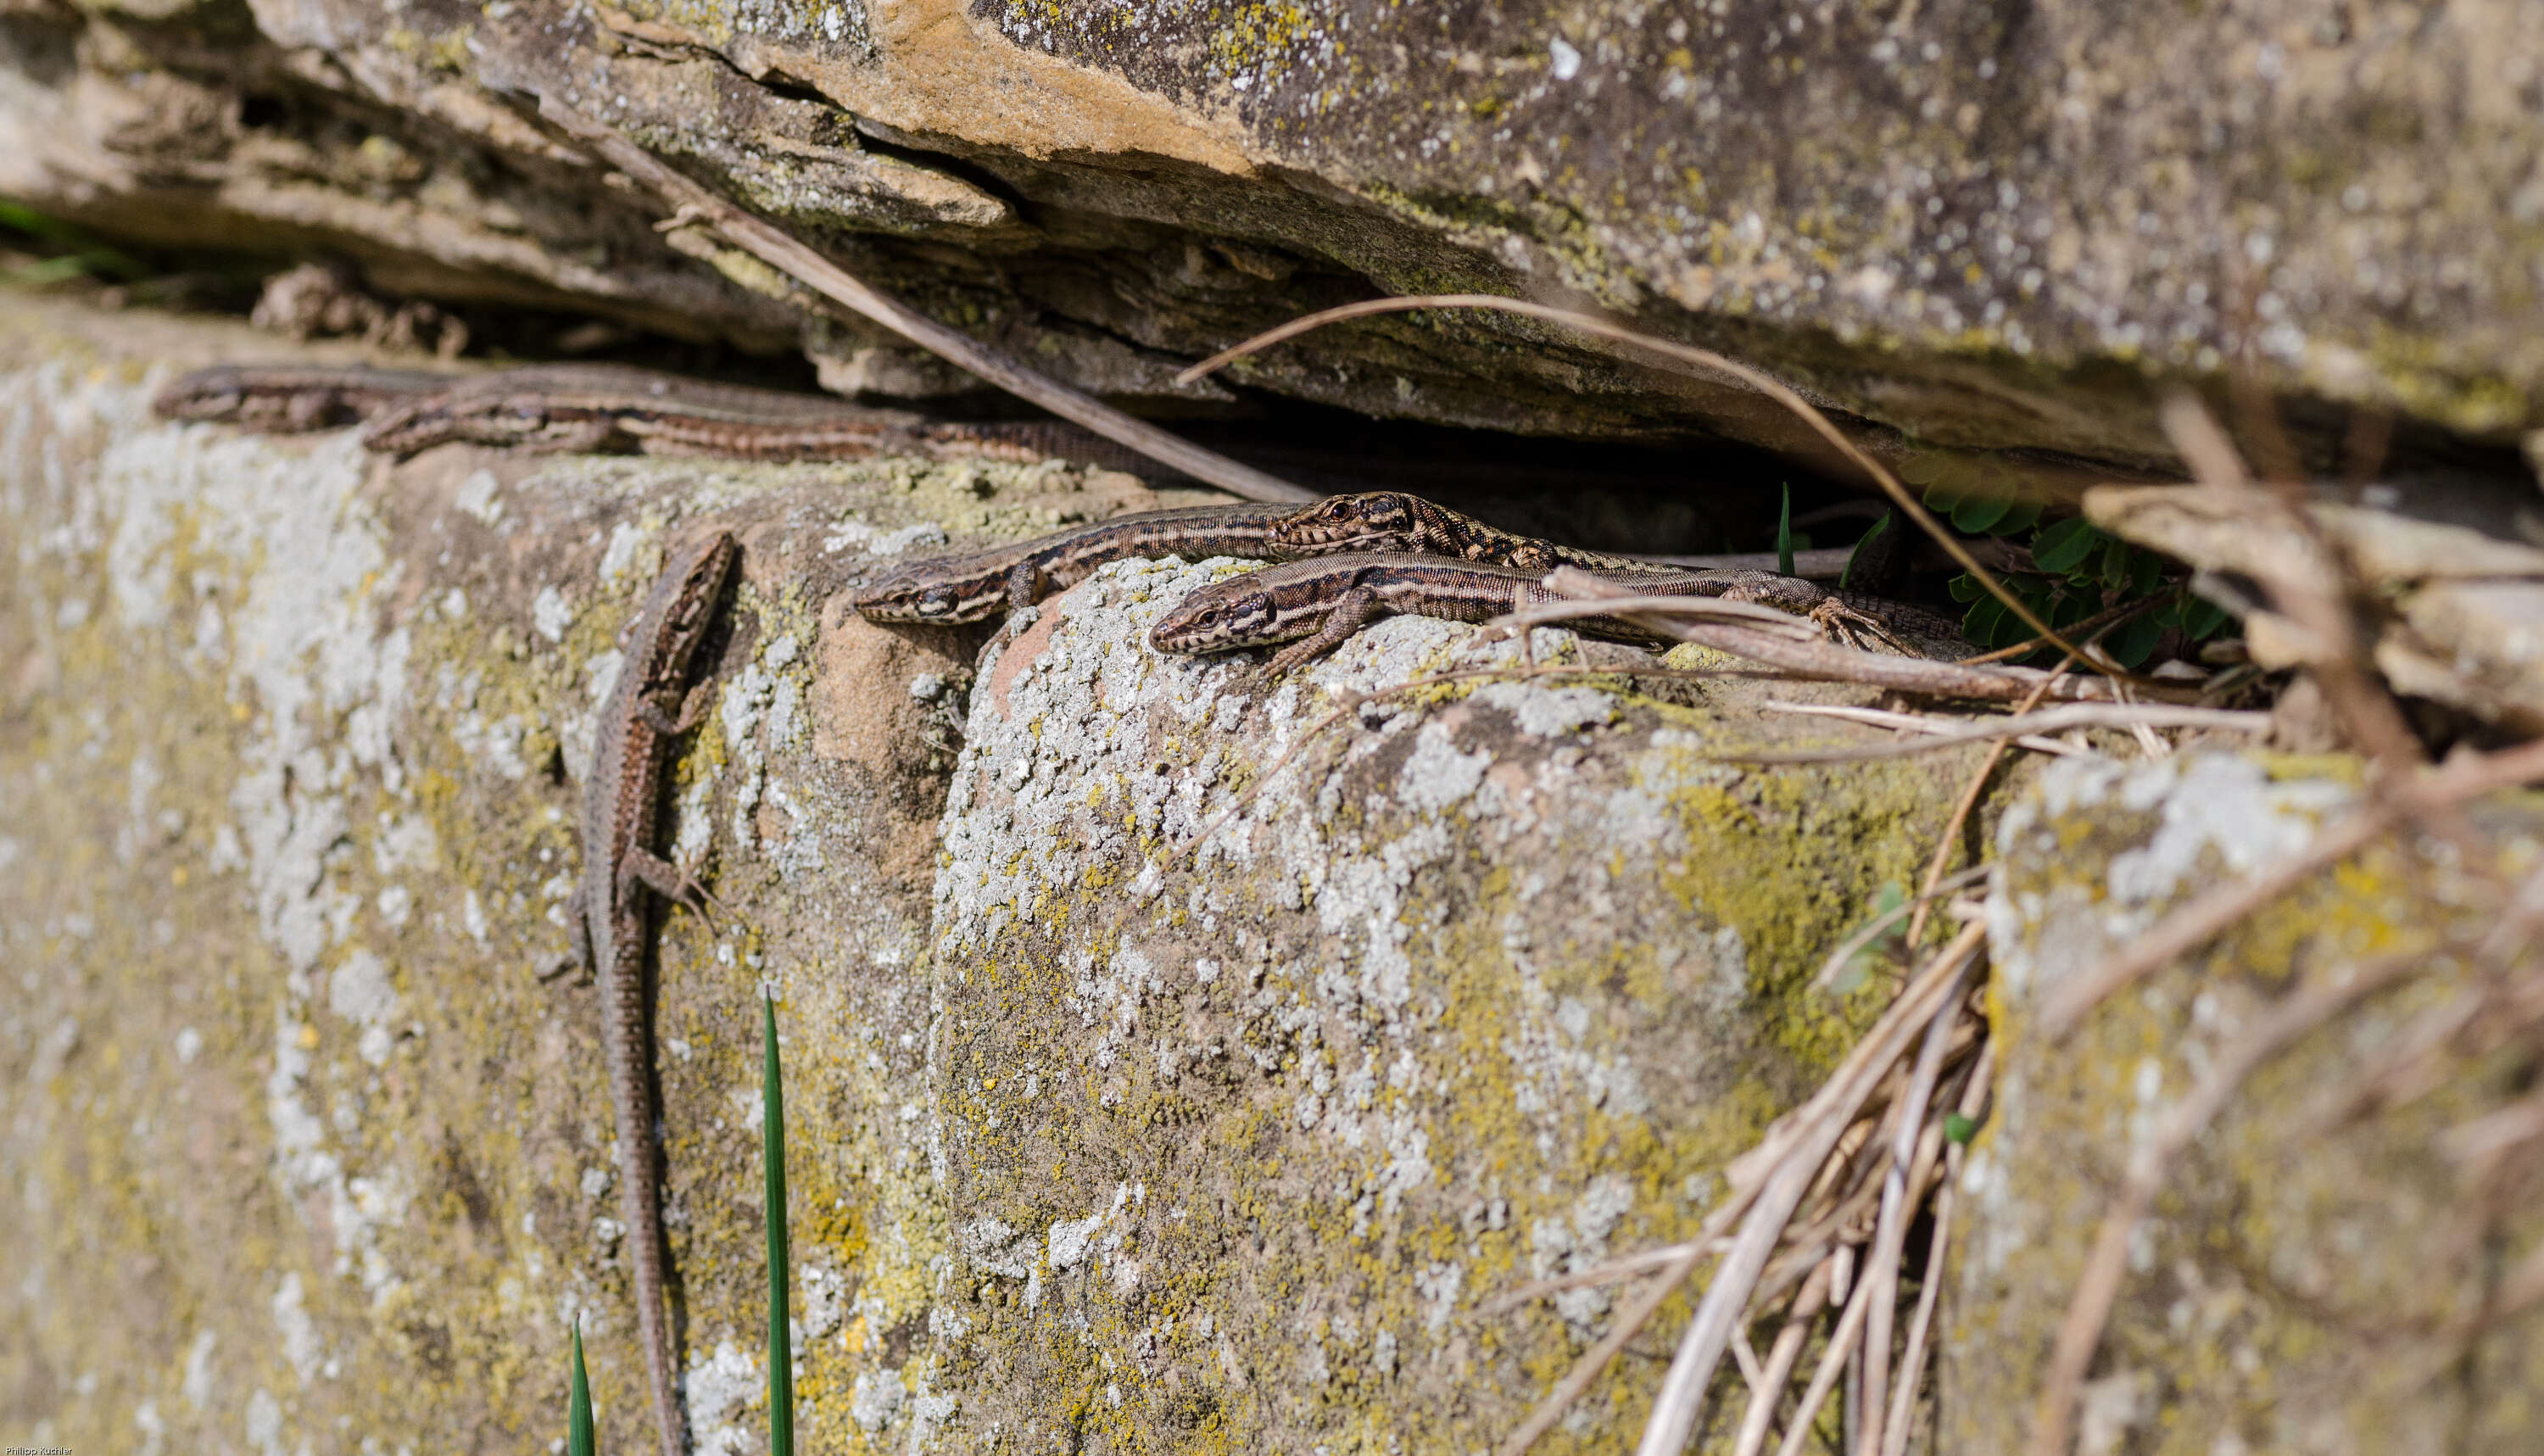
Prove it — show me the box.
[1777,484,1795,578]
[2030,516,2103,574]
[2108,613,2166,668]
[2129,548,2164,596]
[2182,598,2232,639]
[1922,483,1966,513]
[4,254,95,286]
[1988,500,2045,537]
[1944,1113,1978,1145]
[1962,594,2007,644]
[1946,572,1983,604]
[1950,494,2014,534]
[568,1320,594,1456]
[2099,538,2134,591]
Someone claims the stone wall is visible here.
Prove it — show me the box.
[5,299,2541,1450]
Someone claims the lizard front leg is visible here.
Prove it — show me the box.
[1805,598,1918,656]
[1262,589,1383,675]
[984,557,1047,650]
[522,416,622,455]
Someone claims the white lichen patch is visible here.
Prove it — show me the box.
[1989,752,2359,999]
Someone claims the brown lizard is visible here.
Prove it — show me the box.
[860,492,1945,652]
[354,362,1202,477]
[1146,552,1909,673]
[151,363,450,432]
[851,504,1294,624]
[567,529,740,1456]
[159,360,1213,478]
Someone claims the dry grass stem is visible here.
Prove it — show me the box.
[2159,392,2430,783]
[2025,948,2428,1456]
[1629,940,1982,1456]
[536,99,1319,505]
[1706,702,2271,765]
[1732,1260,1836,1456]
[1957,593,2178,667]
[1171,293,2125,666]
[1732,1328,1767,1392]
[1482,1239,1729,1314]
[1878,1040,1997,1456]
[1770,1255,1881,1456]
[1539,569,2185,706]
[1496,1251,1713,1456]
[1905,663,2067,943]
[1856,979,1970,1456]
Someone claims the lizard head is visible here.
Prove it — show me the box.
[152,368,254,424]
[851,563,1003,624]
[1265,491,1423,556]
[660,533,742,648]
[1146,572,1286,655]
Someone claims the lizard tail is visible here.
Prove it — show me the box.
[605,978,688,1456]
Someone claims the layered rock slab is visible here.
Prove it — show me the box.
[7,0,2544,478]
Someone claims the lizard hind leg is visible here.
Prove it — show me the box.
[544,885,597,983]
[619,849,736,932]
[633,678,721,737]
[1809,599,1919,656]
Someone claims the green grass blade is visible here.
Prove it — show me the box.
[568,1319,595,1456]
[763,994,795,1456]
[1776,483,1795,577]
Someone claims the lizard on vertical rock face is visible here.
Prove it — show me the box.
[566,529,741,1456]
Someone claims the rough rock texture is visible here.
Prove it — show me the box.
[1955,753,2544,1454]
[13,294,2544,1451]
[5,0,2543,488]
[922,552,1984,1450]
[0,294,1978,1452]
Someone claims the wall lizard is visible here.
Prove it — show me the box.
[157,360,1205,478]
[354,362,1199,475]
[1144,551,1920,672]
[856,491,1938,650]
[851,504,1295,623]
[567,529,740,1456]
[151,363,451,432]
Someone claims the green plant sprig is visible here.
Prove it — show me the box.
[1923,488,2229,667]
